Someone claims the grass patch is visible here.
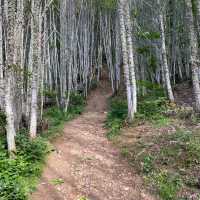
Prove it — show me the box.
[121,147,130,158]
[130,130,200,199]
[50,178,64,185]
[78,197,89,200]
[148,170,182,200]
[0,92,86,199]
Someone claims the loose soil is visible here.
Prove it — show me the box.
[31,83,155,200]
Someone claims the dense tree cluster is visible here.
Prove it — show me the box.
[0,0,199,154]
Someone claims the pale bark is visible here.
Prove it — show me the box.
[124,2,137,113]
[29,0,40,138]
[0,3,3,109]
[158,0,175,102]
[4,0,16,153]
[185,0,200,112]
[118,0,135,122]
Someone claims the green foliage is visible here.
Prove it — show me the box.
[131,130,200,200]
[105,97,127,139]
[42,93,85,139]
[16,132,49,162]
[68,92,86,115]
[150,171,182,200]
[137,31,160,40]
[137,46,151,55]
[192,0,198,16]
[137,81,165,96]
[45,107,66,124]
[153,130,200,168]
[94,0,117,10]
[121,147,130,158]
[78,197,89,200]
[137,97,167,120]
[142,155,154,174]
[131,8,139,18]
[0,91,85,199]
[136,82,168,123]
[43,89,57,99]
[0,133,49,200]
[50,178,64,185]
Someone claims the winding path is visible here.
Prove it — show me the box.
[31,83,155,200]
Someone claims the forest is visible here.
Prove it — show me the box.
[0,0,200,199]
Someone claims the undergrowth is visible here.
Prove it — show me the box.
[42,92,85,140]
[106,83,200,199]
[0,131,49,200]
[132,130,200,200]
[0,92,85,200]
[105,96,127,140]
[106,83,169,140]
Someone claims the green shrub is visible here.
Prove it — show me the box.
[142,155,154,174]
[42,93,85,140]
[0,133,49,200]
[0,90,86,199]
[0,178,27,200]
[16,133,48,162]
[137,81,165,97]
[69,92,85,107]
[43,90,57,99]
[105,98,127,139]
[150,171,182,200]
[44,106,65,121]
[137,96,167,119]
[68,92,86,115]
[106,118,124,139]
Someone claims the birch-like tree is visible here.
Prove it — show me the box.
[185,0,200,112]
[4,0,17,153]
[29,0,40,138]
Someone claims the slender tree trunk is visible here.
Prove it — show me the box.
[0,2,3,110]
[29,0,40,138]
[185,0,200,112]
[158,0,175,102]
[4,0,16,154]
[124,2,137,113]
[118,0,135,122]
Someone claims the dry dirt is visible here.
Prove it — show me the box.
[31,83,155,200]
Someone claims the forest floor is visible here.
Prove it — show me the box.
[31,82,155,200]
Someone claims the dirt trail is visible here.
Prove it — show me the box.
[31,83,155,200]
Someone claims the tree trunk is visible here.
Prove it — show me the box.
[158,0,175,102]
[0,2,3,110]
[185,0,200,112]
[29,0,40,138]
[4,0,16,154]
[124,2,137,113]
[118,0,135,122]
